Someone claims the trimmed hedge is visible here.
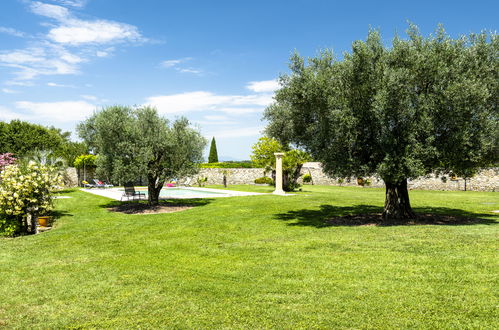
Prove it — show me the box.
[200,162,255,168]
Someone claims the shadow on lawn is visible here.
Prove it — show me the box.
[274,204,497,228]
[98,198,215,214]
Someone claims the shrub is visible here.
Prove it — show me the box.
[0,162,62,236]
[254,177,273,185]
[196,176,208,187]
[302,173,312,183]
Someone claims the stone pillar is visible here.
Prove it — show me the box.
[273,152,285,195]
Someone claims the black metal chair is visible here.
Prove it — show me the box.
[121,183,146,201]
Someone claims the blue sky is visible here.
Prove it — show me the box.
[1,0,497,160]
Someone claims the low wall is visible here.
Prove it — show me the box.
[199,168,265,185]
[195,163,499,192]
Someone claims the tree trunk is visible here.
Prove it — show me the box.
[383,179,416,220]
[147,176,164,205]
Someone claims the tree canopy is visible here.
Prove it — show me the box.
[264,25,498,219]
[0,120,86,166]
[78,105,206,204]
[208,137,219,163]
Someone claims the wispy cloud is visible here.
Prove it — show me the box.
[160,57,202,75]
[1,88,19,94]
[0,27,27,38]
[14,100,96,122]
[47,82,75,87]
[47,0,87,8]
[145,91,273,115]
[246,79,279,93]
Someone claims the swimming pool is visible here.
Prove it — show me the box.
[82,186,265,200]
[148,188,228,198]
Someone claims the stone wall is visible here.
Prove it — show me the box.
[194,163,498,192]
[63,167,96,187]
[198,168,266,185]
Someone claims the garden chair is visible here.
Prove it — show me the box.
[121,183,146,201]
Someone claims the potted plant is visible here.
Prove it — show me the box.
[37,215,52,227]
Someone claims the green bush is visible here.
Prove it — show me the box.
[201,162,255,168]
[302,173,312,183]
[254,177,273,184]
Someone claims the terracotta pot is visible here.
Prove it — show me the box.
[38,216,51,227]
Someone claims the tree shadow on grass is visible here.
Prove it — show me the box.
[98,198,215,215]
[50,209,73,219]
[274,204,498,228]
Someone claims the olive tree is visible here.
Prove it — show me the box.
[78,106,206,205]
[264,25,498,219]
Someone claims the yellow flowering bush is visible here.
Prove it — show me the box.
[0,162,62,236]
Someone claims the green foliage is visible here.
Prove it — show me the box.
[254,176,273,184]
[208,137,219,163]
[251,137,311,191]
[77,106,206,204]
[265,25,498,215]
[0,162,61,236]
[200,162,255,168]
[73,154,97,169]
[0,120,87,166]
[196,176,208,187]
[302,173,312,183]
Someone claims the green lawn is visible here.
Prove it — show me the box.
[0,186,497,328]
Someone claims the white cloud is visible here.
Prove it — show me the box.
[145,91,273,115]
[205,126,263,139]
[30,1,70,20]
[48,19,143,45]
[0,106,28,121]
[0,44,84,81]
[47,82,75,87]
[0,27,27,38]
[246,80,279,93]
[0,0,146,84]
[161,59,183,68]
[1,88,19,94]
[177,67,202,74]
[15,100,95,122]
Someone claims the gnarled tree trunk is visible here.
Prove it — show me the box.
[383,179,416,220]
[148,175,164,205]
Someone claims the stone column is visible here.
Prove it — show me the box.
[273,152,285,195]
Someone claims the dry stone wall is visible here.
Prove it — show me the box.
[194,163,498,192]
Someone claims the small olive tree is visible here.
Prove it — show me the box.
[78,106,206,205]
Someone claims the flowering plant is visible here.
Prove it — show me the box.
[0,153,16,172]
[0,162,62,236]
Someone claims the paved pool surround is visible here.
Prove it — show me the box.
[81,187,265,200]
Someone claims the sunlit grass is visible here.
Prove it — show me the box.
[0,186,497,328]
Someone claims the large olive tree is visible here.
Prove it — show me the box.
[264,26,498,219]
[78,106,206,205]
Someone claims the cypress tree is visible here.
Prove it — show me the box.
[208,137,219,163]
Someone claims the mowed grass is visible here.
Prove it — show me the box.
[0,186,498,328]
